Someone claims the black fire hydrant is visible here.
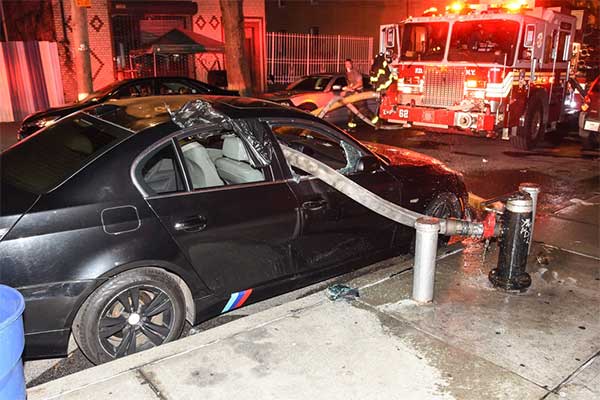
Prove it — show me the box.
[489,191,534,291]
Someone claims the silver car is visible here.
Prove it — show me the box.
[263,74,371,111]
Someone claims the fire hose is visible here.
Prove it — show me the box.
[283,145,539,297]
[312,92,404,131]
[281,145,489,237]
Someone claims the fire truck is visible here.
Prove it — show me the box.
[376,1,577,149]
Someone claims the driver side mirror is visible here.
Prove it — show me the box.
[356,155,380,174]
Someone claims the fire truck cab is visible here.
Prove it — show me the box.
[378,2,576,149]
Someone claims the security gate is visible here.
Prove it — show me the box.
[267,33,373,86]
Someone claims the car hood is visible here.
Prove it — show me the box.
[361,141,456,170]
[261,90,316,101]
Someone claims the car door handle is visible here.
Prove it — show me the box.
[174,216,207,232]
[302,199,328,212]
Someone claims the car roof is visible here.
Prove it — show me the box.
[85,95,319,132]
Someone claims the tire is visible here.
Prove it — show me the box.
[73,268,186,364]
[511,101,544,150]
[410,192,463,253]
[298,102,317,112]
[425,192,463,246]
[582,132,599,150]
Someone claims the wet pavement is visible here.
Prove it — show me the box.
[351,125,599,216]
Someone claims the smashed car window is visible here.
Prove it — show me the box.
[338,140,362,175]
[169,99,273,168]
[271,125,365,175]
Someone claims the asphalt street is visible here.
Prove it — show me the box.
[2,120,598,387]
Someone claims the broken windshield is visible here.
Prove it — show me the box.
[448,20,520,65]
[400,22,448,61]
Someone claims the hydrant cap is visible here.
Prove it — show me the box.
[506,193,533,213]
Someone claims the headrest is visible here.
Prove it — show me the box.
[222,135,249,162]
[182,141,212,166]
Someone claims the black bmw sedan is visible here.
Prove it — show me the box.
[17,76,239,140]
[1,95,467,364]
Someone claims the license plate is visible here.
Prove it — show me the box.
[584,120,600,132]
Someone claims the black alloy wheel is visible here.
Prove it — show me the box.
[98,285,175,358]
[73,268,186,364]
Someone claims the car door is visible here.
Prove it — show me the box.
[136,125,299,294]
[268,119,402,274]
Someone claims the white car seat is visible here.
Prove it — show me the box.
[215,136,265,184]
[181,142,224,188]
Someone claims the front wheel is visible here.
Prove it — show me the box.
[73,268,186,364]
[410,192,463,253]
[511,102,544,150]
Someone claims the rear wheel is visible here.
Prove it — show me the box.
[73,268,186,364]
[511,102,544,150]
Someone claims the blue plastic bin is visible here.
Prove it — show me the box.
[0,284,26,400]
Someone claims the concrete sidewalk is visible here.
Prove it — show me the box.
[28,198,600,400]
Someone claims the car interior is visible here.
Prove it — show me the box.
[142,131,266,195]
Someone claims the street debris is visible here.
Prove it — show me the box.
[326,284,360,301]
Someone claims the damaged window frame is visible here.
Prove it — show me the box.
[264,117,376,181]
[132,100,282,198]
[168,99,275,169]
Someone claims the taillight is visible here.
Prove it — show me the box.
[582,95,590,112]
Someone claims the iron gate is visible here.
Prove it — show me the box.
[267,33,373,86]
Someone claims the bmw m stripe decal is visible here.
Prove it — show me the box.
[221,289,253,313]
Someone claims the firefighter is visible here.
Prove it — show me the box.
[341,59,363,130]
[369,51,396,126]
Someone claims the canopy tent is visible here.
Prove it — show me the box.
[128,28,224,78]
[130,28,225,56]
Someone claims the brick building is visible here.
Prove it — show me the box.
[1,0,266,103]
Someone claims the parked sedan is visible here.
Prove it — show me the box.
[17,77,239,139]
[1,95,467,365]
[262,73,373,111]
[579,75,600,149]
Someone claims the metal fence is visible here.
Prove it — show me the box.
[267,32,373,86]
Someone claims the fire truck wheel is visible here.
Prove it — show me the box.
[511,102,544,150]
